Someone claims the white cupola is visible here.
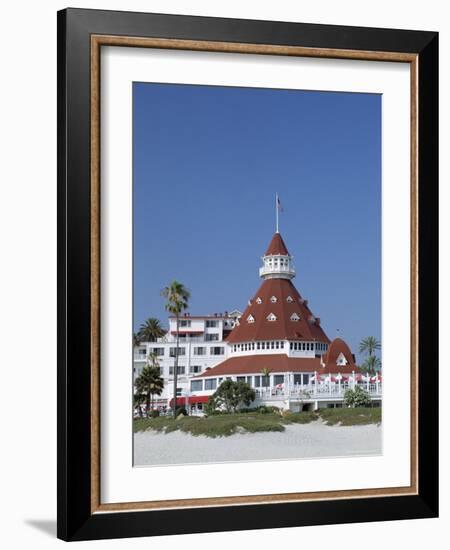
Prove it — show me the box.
[259,233,296,280]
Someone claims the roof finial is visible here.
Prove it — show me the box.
[275,193,281,233]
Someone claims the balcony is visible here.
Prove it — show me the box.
[254,383,382,401]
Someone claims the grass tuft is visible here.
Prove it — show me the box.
[133,407,381,437]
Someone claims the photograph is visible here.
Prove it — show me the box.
[132,82,383,466]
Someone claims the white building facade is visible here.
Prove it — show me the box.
[134,311,241,410]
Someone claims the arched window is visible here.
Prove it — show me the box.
[266,313,277,322]
[290,312,300,322]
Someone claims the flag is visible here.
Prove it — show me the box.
[277,195,284,212]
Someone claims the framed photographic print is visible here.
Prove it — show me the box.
[57,8,438,541]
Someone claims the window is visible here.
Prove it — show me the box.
[176,387,183,397]
[262,342,266,349]
[190,380,203,392]
[138,348,146,356]
[169,366,186,375]
[257,342,261,350]
[190,365,202,374]
[271,341,275,349]
[256,297,262,304]
[262,375,270,387]
[247,314,255,323]
[194,346,206,355]
[290,342,293,350]
[293,374,302,385]
[150,347,164,356]
[275,341,280,349]
[205,333,219,341]
[286,296,294,303]
[206,320,219,328]
[274,375,284,385]
[205,378,217,391]
[290,313,300,322]
[169,347,186,357]
[179,319,191,327]
[303,374,310,385]
[254,376,261,387]
[266,313,277,322]
[246,376,253,385]
[270,296,277,303]
[210,347,224,355]
[236,376,246,383]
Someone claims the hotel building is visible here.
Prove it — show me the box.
[134,232,381,413]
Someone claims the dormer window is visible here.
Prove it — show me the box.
[270,296,277,303]
[286,296,294,303]
[247,314,255,324]
[290,313,300,322]
[308,315,316,324]
[336,352,348,366]
[267,313,277,322]
[256,297,262,304]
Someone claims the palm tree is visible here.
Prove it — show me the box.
[359,336,381,357]
[133,332,141,348]
[361,355,382,375]
[133,392,145,417]
[135,358,164,415]
[138,317,166,343]
[161,281,190,415]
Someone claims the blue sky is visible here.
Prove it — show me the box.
[133,82,381,361]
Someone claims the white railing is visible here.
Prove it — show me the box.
[254,383,382,400]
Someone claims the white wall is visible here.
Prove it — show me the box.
[0,1,447,549]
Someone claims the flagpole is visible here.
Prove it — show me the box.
[275,192,279,233]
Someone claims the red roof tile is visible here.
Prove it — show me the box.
[321,338,356,369]
[196,354,358,377]
[265,233,290,256]
[227,278,330,344]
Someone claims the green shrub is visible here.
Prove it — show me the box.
[344,386,371,408]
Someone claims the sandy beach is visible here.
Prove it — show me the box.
[134,421,382,466]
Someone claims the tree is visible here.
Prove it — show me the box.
[134,356,164,415]
[138,317,166,343]
[133,392,145,417]
[360,355,381,374]
[344,386,371,408]
[161,281,190,416]
[208,380,256,414]
[359,336,381,357]
[260,367,272,388]
[133,333,141,348]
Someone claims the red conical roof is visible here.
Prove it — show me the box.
[264,233,290,256]
[321,338,356,369]
[227,278,330,344]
